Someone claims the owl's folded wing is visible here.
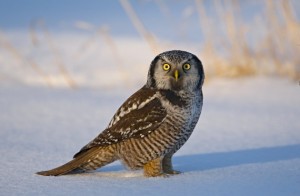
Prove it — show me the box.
[74,88,167,158]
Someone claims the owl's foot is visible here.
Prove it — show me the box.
[143,158,164,177]
[149,172,171,178]
[164,169,181,175]
[162,154,181,175]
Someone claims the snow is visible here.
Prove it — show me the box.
[1,1,299,194]
[1,76,300,196]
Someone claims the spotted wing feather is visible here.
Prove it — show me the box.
[74,87,167,158]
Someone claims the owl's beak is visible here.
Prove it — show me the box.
[174,70,179,82]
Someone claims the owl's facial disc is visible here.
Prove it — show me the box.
[155,60,190,91]
[161,62,182,85]
[147,50,204,91]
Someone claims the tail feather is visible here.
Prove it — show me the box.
[36,147,114,176]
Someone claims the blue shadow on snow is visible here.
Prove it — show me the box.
[173,144,300,172]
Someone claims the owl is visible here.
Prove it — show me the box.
[37,50,205,177]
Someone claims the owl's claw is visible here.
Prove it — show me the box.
[164,170,181,175]
[157,173,171,178]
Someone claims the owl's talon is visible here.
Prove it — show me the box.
[144,172,169,178]
[155,173,170,178]
[164,170,181,175]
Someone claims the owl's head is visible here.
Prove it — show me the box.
[146,50,204,91]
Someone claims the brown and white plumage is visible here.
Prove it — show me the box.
[37,50,205,177]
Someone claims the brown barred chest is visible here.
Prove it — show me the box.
[117,90,202,169]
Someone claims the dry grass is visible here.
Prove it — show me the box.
[0,0,299,88]
[120,0,160,54]
[30,20,78,89]
[194,0,300,80]
[120,0,299,81]
[0,30,53,87]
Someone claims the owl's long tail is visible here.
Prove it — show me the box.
[36,146,117,176]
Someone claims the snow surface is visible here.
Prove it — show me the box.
[1,77,300,196]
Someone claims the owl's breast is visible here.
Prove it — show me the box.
[159,90,203,135]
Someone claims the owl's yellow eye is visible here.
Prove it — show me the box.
[162,63,171,71]
[183,63,191,70]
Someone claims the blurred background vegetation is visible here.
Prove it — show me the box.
[0,0,299,88]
